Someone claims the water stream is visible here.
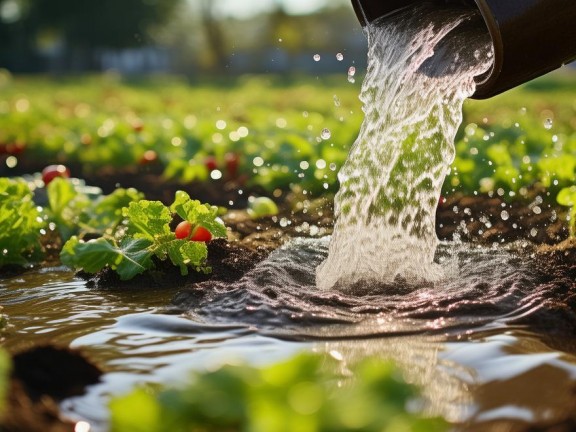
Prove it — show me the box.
[317,5,493,290]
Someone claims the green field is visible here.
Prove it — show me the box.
[1,71,574,198]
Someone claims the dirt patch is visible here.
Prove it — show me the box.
[2,346,101,432]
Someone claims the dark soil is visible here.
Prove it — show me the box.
[2,346,101,432]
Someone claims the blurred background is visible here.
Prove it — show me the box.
[0,0,367,76]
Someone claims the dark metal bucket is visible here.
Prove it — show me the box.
[351,0,576,98]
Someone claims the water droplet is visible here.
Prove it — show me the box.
[313,54,321,62]
[321,128,331,140]
[336,52,344,61]
[532,206,542,215]
[530,228,538,237]
[210,169,222,180]
[544,118,553,129]
[347,76,356,83]
[333,95,340,107]
[500,210,509,221]
[348,66,356,76]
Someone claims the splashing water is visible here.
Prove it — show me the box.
[316,5,494,291]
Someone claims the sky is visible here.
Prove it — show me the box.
[215,0,338,19]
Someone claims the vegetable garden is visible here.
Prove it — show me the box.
[1,70,576,431]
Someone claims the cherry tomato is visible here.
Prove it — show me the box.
[139,150,158,165]
[42,164,70,185]
[204,156,217,172]
[175,221,192,240]
[190,226,212,242]
[224,152,239,178]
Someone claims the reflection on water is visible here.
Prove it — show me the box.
[1,243,576,431]
[316,331,576,431]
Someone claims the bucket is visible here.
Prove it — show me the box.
[351,0,576,98]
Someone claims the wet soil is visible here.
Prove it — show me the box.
[2,172,575,431]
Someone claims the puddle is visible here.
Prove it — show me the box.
[2,241,576,431]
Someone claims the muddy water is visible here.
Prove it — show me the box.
[2,241,576,431]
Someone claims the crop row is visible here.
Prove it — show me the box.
[1,73,573,198]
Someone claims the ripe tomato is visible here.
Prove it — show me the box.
[204,155,217,172]
[190,226,212,242]
[174,221,192,239]
[139,150,158,165]
[42,164,70,185]
[174,222,212,242]
[224,152,239,178]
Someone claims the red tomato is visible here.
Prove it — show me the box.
[190,226,212,242]
[204,156,217,172]
[42,164,70,185]
[139,150,158,165]
[224,152,239,178]
[175,221,192,239]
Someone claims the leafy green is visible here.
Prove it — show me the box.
[47,178,143,241]
[123,201,172,241]
[110,353,447,432]
[61,237,154,280]
[61,192,225,279]
[80,187,143,235]
[169,191,227,238]
[0,349,10,416]
[47,177,90,241]
[0,178,46,267]
[557,186,576,237]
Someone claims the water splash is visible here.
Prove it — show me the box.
[316,5,494,291]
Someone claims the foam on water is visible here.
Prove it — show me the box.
[316,5,494,290]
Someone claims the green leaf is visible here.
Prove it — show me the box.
[170,191,227,238]
[123,200,172,241]
[110,354,448,432]
[0,178,45,267]
[81,188,144,234]
[115,237,155,280]
[0,349,10,416]
[47,177,90,241]
[110,388,161,432]
[153,237,208,276]
[61,236,153,280]
[557,186,576,207]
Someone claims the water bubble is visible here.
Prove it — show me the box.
[313,54,321,62]
[347,76,356,84]
[544,118,553,129]
[321,128,331,140]
[530,228,538,237]
[316,159,327,169]
[278,38,283,42]
[532,206,542,215]
[500,210,509,221]
[348,66,356,76]
[333,95,341,107]
[299,161,310,170]
[253,157,264,167]
[336,52,344,61]
[210,169,222,180]
[237,126,249,137]
[329,163,337,171]
[6,156,17,168]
